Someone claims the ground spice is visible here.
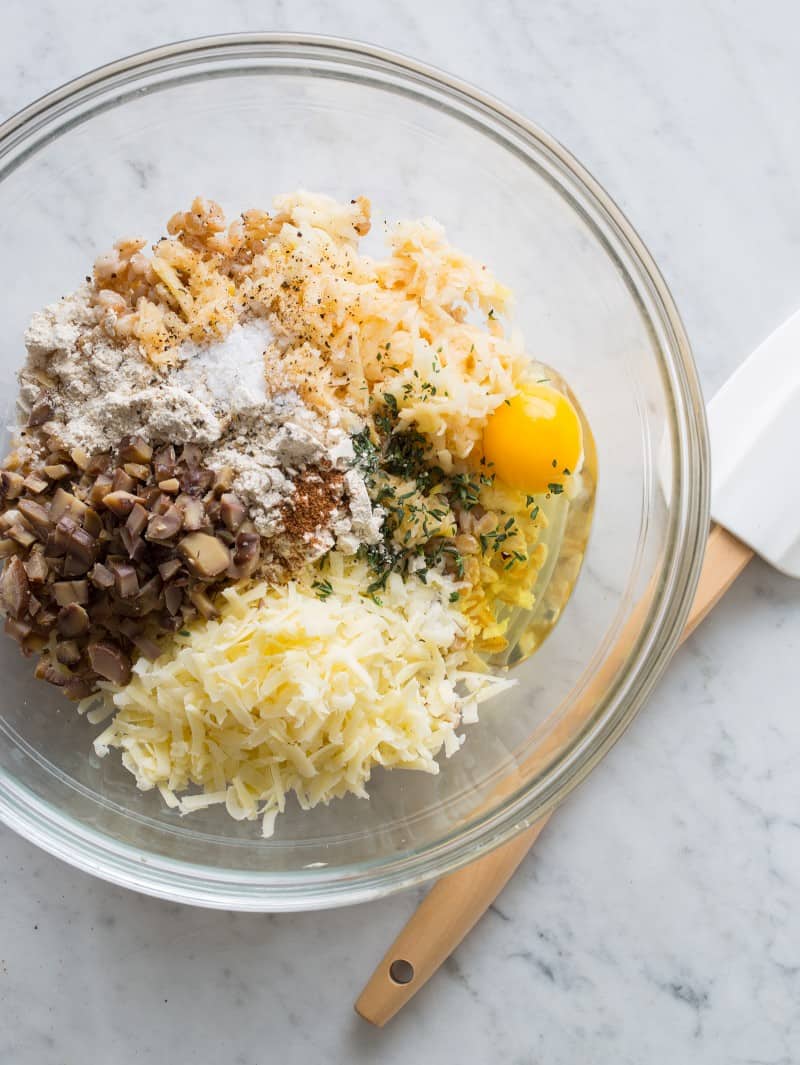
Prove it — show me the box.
[281,466,345,541]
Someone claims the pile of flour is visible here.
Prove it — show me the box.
[19,286,382,553]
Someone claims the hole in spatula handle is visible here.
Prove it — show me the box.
[389,958,415,985]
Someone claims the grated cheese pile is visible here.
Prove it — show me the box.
[90,556,513,836]
[251,199,524,465]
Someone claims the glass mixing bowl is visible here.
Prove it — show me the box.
[0,35,708,910]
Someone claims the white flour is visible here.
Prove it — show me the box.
[19,287,382,550]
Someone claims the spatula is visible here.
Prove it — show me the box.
[355,308,800,1026]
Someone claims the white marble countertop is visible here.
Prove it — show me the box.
[1,2,799,1062]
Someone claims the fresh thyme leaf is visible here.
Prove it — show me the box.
[449,472,483,510]
[351,428,379,477]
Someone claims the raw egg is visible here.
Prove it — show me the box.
[483,384,583,494]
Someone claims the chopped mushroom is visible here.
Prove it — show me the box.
[118,435,153,464]
[112,468,137,494]
[89,561,115,589]
[0,557,29,618]
[0,471,24,501]
[125,502,149,538]
[18,498,52,535]
[111,563,139,598]
[23,473,49,495]
[57,602,89,637]
[88,641,132,685]
[146,507,182,541]
[188,586,219,619]
[0,435,274,695]
[102,490,142,517]
[220,493,246,532]
[43,463,72,481]
[24,547,50,583]
[27,392,54,427]
[178,533,230,578]
[53,580,89,606]
[55,640,82,666]
[35,657,72,686]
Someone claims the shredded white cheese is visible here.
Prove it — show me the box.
[89,556,514,836]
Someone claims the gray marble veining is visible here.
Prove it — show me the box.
[1,2,799,1062]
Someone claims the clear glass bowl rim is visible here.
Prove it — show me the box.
[0,32,710,910]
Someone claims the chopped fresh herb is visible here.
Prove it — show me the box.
[374,411,395,437]
[526,495,536,506]
[449,590,460,603]
[312,578,334,600]
[351,428,379,476]
[449,472,483,511]
[547,482,565,495]
[179,630,191,637]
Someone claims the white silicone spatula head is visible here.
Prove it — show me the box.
[708,308,800,577]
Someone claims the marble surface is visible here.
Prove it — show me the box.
[1,1,799,1062]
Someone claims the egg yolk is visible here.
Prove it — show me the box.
[483,384,583,494]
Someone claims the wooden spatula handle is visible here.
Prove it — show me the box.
[682,524,753,638]
[355,526,753,1027]
[354,818,549,1026]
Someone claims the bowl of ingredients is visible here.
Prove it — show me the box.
[0,35,708,909]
